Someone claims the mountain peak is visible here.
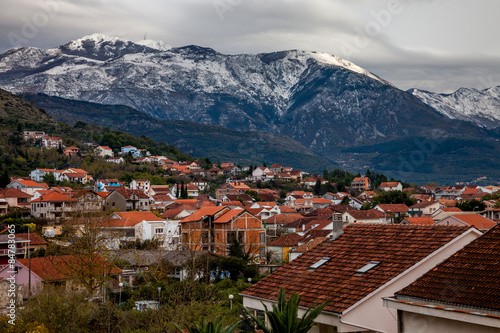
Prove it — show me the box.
[136,39,171,51]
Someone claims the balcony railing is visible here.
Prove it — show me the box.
[0,248,26,256]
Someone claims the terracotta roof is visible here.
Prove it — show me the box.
[161,205,196,219]
[106,211,163,227]
[396,224,500,311]
[112,188,149,199]
[403,217,436,226]
[180,206,227,223]
[376,204,409,213]
[346,209,386,220]
[214,209,245,223]
[379,182,401,188]
[242,224,472,313]
[410,201,439,209]
[0,188,32,198]
[440,207,461,212]
[448,214,496,230]
[438,199,457,207]
[174,199,199,205]
[246,208,264,216]
[13,179,44,187]
[279,206,298,214]
[16,233,48,245]
[297,229,332,242]
[220,201,245,208]
[32,191,76,202]
[265,213,303,225]
[267,233,302,247]
[18,254,121,281]
[291,237,328,253]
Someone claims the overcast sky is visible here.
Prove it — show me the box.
[1,0,499,93]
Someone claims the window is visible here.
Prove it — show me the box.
[260,233,266,243]
[308,257,331,271]
[155,228,164,235]
[355,261,380,275]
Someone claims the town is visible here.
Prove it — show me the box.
[0,128,499,332]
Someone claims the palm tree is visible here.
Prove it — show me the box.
[243,288,329,333]
[174,316,240,333]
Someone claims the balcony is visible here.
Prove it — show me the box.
[0,248,26,256]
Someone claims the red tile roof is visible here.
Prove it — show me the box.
[410,201,440,209]
[180,206,227,223]
[106,211,163,227]
[346,209,386,220]
[242,224,472,313]
[13,179,44,187]
[440,207,462,212]
[0,188,32,198]
[376,204,409,213]
[112,188,149,199]
[267,233,302,247]
[214,209,245,223]
[448,214,496,230]
[18,254,121,281]
[264,213,303,225]
[32,191,76,202]
[16,233,48,245]
[379,182,401,188]
[396,224,500,311]
[403,217,436,226]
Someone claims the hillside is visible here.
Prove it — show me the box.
[18,92,336,173]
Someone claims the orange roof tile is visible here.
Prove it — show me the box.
[450,214,496,230]
[32,191,76,202]
[267,233,302,247]
[106,211,163,227]
[18,255,121,281]
[403,217,436,226]
[180,206,227,223]
[14,179,44,187]
[214,209,245,223]
[242,224,471,313]
[397,224,500,311]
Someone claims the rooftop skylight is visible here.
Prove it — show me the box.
[308,257,331,271]
[355,261,381,275]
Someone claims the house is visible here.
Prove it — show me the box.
[0,188,32,208]
[63,146,79,157]
[180,206,266,259]
[105,189,150,211]
[31,190,77,221]
[15,233,48,253]
[208,167,223,178]
[288,237,328,262]
[241,224,482,333]
[106,157,124,164]
[266,233,302,263]
[41,136,63,149]
[0,255,122,297]
[22,130,46,141]
[215,182,251,201]
[385,224,500,333]
[374,204,409,222]
[0,198,7,215]
[0,234,28,268]
[70,190,105,212]
[400,217,436,226]
[435,214,496,231]
[7,179,45,196]
[120,145,137,155]
[94,145,114,158]
[408,200,442,217]
[430,206,465,221]
[29,168,62,182]
[264,213,304,231]
[342,209,388,224]
[351,177,371,191]
[95,179,124,192]
[103,211,179,249]
[130,179,151,196]
[60,168,92,184]
[270,164,283,173]
[379,182,403,191]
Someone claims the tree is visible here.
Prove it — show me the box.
[43,172,57,186]
[0,168,10,187]
[456,199,485,212]
[175,316,240,333]
[340,196,350,205]
[244,288,329,333]
[313,180,321,195]
[371,190,416,207]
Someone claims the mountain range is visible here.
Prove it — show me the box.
[1,34,499,183]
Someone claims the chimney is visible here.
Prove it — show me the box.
[330,220,344,241]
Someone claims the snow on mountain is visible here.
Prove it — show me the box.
[0,34,462,158]
[410,86,500,129]
[136,39,171,51]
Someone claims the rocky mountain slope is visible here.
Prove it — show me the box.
[0,33,481,160]
[409,86,500,129]
[18,91,336,173]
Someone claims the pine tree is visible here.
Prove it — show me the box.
[0,168,10,188]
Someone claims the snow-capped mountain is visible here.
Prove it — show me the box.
[409,86,500,129]
[0,34,479,160]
